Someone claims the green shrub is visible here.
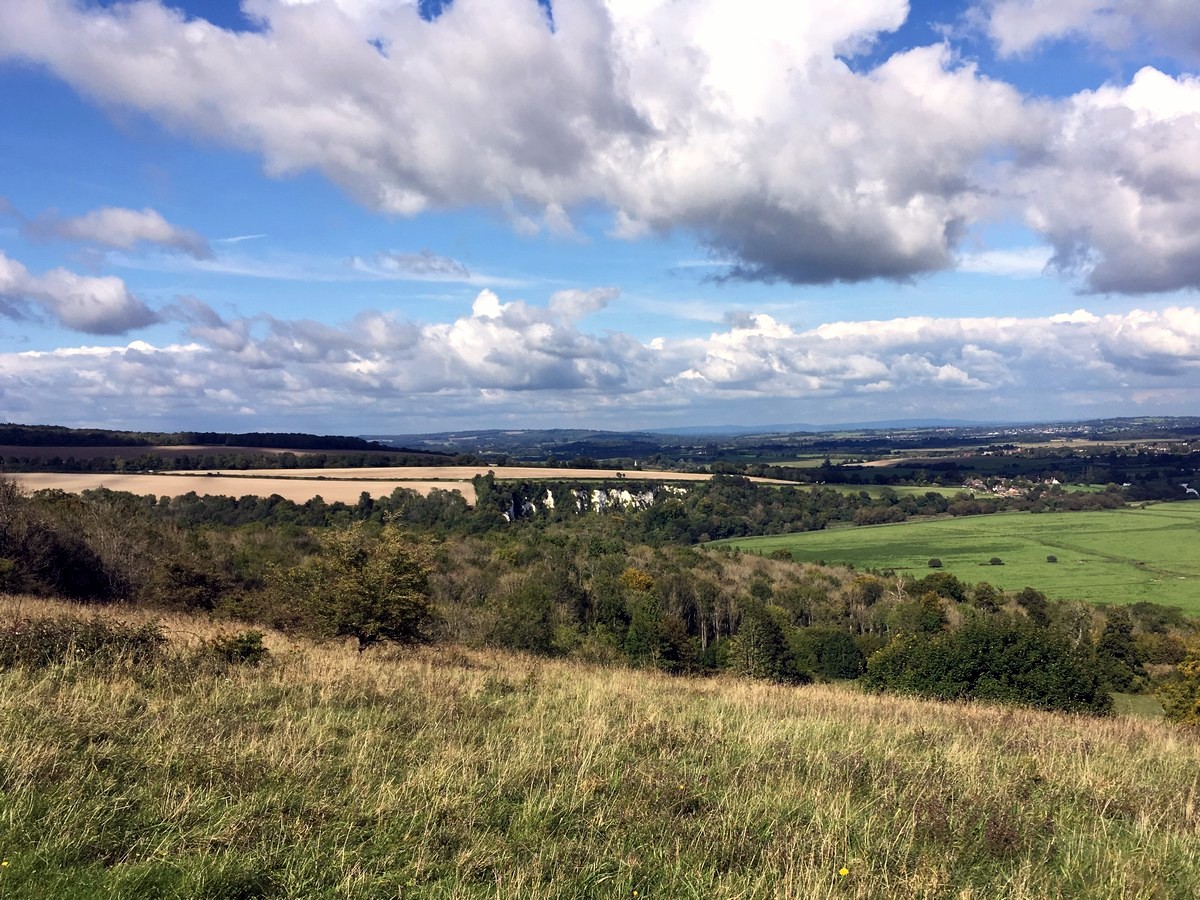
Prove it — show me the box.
[0,615,166,672]
[1158,653,1200,727]
[887,593,947,635]
[725,604,808,684]
[206,630,270,667]
[989,557,1004,566]
[1096,607,1145,691]
[1015,587,1051,627]
[790,627,866,679]
[490,580,557,655]
[863,615,1112,715]
[913,571,968,603]
[928,558,942,568]
[1046,555,1058,563]
[276,522,436,651]
[1135,631,1187,665]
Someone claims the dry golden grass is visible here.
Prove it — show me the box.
[2,593,1198,898]
[4,473,469,503]
[170,465,727,480]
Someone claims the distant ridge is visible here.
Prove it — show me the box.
[651,418,991,436]
[0,423,394,452]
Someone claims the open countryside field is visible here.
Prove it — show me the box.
[810,483,1108,498]
[8,467,790,506]
[168,465,775,482]
[5,473,472,504]
[714,504,1200,614]
[817,484,965,498]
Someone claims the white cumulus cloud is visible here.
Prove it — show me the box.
[5,287,1199,429]
[0,250,159,334]
[0,0,1198,297]
[0,0,1040,287]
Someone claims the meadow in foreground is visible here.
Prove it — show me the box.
[1,595,1198,899]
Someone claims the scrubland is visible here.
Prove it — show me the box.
[1,594,1197,899]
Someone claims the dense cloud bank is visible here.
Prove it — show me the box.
[1,0,1198,292]
[3,288,1197,428]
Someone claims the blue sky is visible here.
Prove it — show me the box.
[1,0,1199,433]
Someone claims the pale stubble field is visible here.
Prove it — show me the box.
[7,467,789,505]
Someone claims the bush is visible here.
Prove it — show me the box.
[989,557,1004,566]
[913,571,968,603]
[0,615,166,672]
[490,580,556,655]
[1015,587,1051,627]
[1096,607,1145,691]
[277,522,436,651]
[1046,555,1058,563]
[863,615,1112,715]
[206,630,270,666]
[928,558,943,568]
[1158,653,1200,727]
[725,604,808,684]
[887,593,947,635]
[790,627,866,679]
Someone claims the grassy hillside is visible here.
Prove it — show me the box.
[2,596,1198,899]
[714,505,1200,614]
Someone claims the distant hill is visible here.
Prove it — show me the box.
[0,423,395,452]
[651,418,992,436]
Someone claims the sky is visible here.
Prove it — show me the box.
[1,0,1199,435]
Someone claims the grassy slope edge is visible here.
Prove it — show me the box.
[1,595,1197,899]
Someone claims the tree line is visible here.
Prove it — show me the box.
[4,475,1198,721]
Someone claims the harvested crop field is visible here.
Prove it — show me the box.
[4,473,464,504]
[7,467,788,505]
[168,465,776,482]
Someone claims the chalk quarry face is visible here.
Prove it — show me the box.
[500,484,686,521]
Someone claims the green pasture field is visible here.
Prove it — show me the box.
[714,503,1200,614]
[786,483,1101,498]
[811,483,962,498]
[772,455,866,468]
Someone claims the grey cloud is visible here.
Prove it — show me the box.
[1018,68,1200,294]
[0,296,29,322]
[0,250,159,334]
[166,296,254,352]
[1,0,1198,294]
[0,0,1030,287]
[547,287,618,318]
[368,250,471,279]
[24,206,213,259]
[985,0,1200,65]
